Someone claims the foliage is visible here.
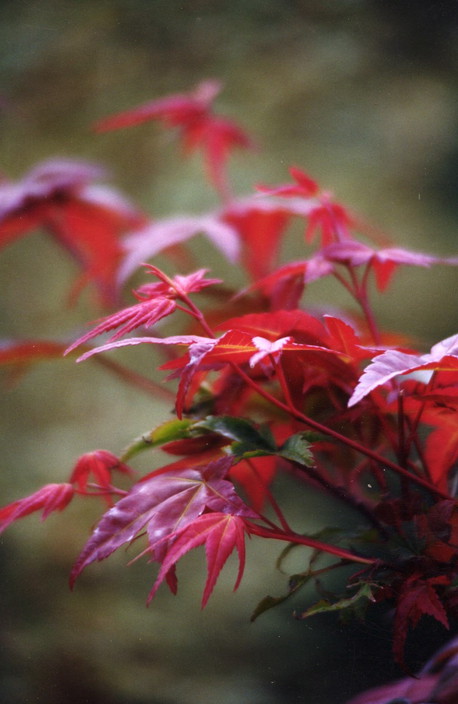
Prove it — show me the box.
[1,80,458,685]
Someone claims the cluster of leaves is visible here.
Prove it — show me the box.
[1,80,458,674]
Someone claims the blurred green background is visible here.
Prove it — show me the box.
[1,2,458,703]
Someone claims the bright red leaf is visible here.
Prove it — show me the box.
[148,512,251,607]
[69,450,134,503]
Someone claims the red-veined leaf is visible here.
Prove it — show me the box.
[70,457,256,587]
[147,512,250,607]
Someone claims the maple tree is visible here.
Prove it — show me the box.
[1,79,458,699]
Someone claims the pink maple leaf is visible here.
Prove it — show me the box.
[0,483,74,533]
[321,240,458,291]
[118,215,239,284]
[248,335,293,368]
[148,512,251,607]
[349,333,458,407]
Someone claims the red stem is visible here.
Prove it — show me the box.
[248,522,376,565]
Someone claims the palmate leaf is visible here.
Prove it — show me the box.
[148,512,251,607]
[393,575,450,669]
[93,79,254,196]
[70,457,257,589]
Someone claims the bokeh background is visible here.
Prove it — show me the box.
[1,2,458,703]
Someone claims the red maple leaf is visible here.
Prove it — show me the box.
[69,450,134,504]
[148,512,251,606]
[93,80,254,197]
[0,159,144,304]
[65,265,221,355]
[393,574,450,668]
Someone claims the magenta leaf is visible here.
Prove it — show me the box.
[148,512,250,606]
[70,457,256,588]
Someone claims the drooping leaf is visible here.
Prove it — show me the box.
[0,483,74,533]
[69,450,133,503]
[147,512,251,606]
[296,581,376,619]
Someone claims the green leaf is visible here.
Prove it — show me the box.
[251,573,313,621]
[121,419,194,461]
[295,581,376,620]
[278,432,315,467]
[195,416,276,456]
